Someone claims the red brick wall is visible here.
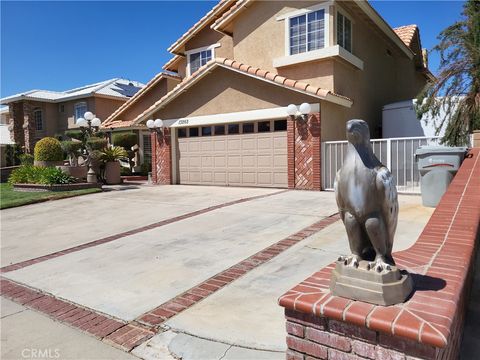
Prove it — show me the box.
[151,129,171,185]
[287,112,321,190]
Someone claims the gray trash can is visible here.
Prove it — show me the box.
[415,146,467,207]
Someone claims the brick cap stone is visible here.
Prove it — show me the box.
[279,148,480,349]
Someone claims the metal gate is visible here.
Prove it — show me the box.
[321,136,441,194]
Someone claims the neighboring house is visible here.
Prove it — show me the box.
[102,0,433,190]
[0,78,144,153]
[0,107,14,167]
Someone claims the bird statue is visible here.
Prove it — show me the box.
[334,119,398,273]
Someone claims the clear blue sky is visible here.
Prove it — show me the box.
[1,1,465,98]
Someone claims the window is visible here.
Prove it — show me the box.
[34,109,43,131]
[242,123,254,133]
[74,102,87,121]
[189,127,199,137]
[258,121,271,132]
[289,9,325,55]
[59,104,65,113]
[178,128,187,138]
[188,50,212,75]
[274,120,287,131]
[337,12,352,52]
[201,126,212,136]
[214,125,225,136]
[143,134,152,165]
[228,124,239,134]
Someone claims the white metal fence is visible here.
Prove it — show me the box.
[321,136,441,194]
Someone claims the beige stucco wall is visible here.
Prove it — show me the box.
[184,26,234,60]
[94,97,127,124]
[153,67,319,120]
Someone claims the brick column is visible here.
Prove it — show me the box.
[287,112,321,191]
[8,102,25,147]
[280,148,480,360]
[22,101,35,154]
[151,128,172,185]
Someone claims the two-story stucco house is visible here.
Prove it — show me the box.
[102,0,433,190]
[1,78,144,153]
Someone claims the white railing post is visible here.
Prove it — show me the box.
[386,138,392,171]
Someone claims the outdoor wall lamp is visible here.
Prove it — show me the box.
[146,118,164,133]
[286,103,312,121]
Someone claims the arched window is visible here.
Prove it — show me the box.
[74,102,88,121]
[33,109,43,131]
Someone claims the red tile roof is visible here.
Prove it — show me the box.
[132,57,352,125]
[393,25,418,48]
[211,0,251,33]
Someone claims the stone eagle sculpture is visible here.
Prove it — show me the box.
[334,119,398,273]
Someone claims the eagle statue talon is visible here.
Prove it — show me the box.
[339,255,360,268]
[367,257,393,273]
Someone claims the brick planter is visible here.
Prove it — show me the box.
[13,183,102,192]
[279,148,480,360]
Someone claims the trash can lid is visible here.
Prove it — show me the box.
[415,145,468,155]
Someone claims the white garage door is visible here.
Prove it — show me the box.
[177,120,287,188]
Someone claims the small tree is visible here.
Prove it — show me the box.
[416,0,480,146]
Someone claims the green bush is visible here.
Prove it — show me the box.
[19,153,34,165]
[120,166,132,176]
[112,132,137,150]
[5,144,22,166]
[87,137,108,151]
[8,165,75,185]
[34,137,64,161]
[64,130,84,141]
[140,161,151,176]
[61,141,83,155]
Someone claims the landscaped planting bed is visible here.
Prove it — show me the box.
[13,183,102,192]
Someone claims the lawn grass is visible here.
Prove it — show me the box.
[0,183,102,210]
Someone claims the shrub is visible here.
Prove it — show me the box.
[87,137,108,151]
[61,141,83,156]
[19,153,34,165]
[8,165,75,185]
[140,161,151,176]
[34,137,64,162]
[100,146,128,162]
[5,144,22,166]
[64,130,84,142]
[112,132,137,150]
[120,166,132,176]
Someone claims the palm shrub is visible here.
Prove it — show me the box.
[100,146,128,162]
[416,0,480,146]
[34,137,64,162]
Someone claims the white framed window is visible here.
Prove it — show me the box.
[186,43,220,76]
[337,11,352,52]
[33,109,43,131]
[281,4,330,56]
[74,102,87,121]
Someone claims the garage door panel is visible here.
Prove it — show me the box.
[179,128,287,188]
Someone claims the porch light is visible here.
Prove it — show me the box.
[146,119,155,129]
[84,111,94,121]
[91,117,101,128]
[286,103,311,121]
[154,119,164,128]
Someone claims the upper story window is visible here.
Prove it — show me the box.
[289,9,325,55]
[337,11,352,52]
[74,102,87,122]
[186,44,220,76]
[33,109,43,131]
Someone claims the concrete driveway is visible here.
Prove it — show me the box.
[0,185,433,360]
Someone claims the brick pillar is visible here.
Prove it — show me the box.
[9,102,25,147]
[287,112,321,190]
[151,128,172,185]
[22,101,35,154]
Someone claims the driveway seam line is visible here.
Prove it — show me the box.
[0,190,288,274]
